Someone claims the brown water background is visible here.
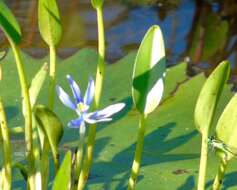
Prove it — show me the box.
[1,0,237,86]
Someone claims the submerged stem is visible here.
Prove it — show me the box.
[78,6,105,190]
[48,45,56,109]
[128,114,147,190]
[197,132,209,190]
[10,42,35,189]
[212,158,228,190]
[0,99,12,190]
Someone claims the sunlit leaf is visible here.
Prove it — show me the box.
[132,25,165,115]
[216,93,237,161]
[91,0,104,9]
[0,1,21,44]
[52,151,71,190]
[29,62,48,107]
[34,105,63,164]
[38,0,62,46]
[22,63,48,115]
[194,61,230,134]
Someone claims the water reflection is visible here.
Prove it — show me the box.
[1,0,237,85]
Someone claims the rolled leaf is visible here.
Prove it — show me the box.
[22,62,48,115]
[194,61,230,134]
[34,105,63,164]
[91,0,104,9]
[38,0,62,46]
[29,62,48,107]
[215,93,237,161]
[0,1,21,44]
[52,151,71,190]
[132,25,166,115]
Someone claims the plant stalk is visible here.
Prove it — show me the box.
[0,99,12,190]
[128,114,147,190]
[197,132,209,190]
[77,6,105,190]
[74,123,86,189]
[48,45,56,109]
[212,158,228,190]
[10,42,35,190]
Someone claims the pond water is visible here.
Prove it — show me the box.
[2,0,237,86]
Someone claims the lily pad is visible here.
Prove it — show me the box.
[0,48,236,189]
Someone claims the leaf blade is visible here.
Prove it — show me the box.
[132,25,166,114]
[34,105,63,163]
[52,151,71,190]
[194,61,230,134]
[38,0,62,46]
[0,0,21,44]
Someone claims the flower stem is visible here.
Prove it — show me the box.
[10,42,35,189]
[48,45,56,109]
[77,6,105,190]
[128,113,147,190]
[197,132,209,190]
[212,158,228,190]
[0,98,12,190]
[74,123,86,189]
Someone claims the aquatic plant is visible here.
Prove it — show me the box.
[1,0,237,190]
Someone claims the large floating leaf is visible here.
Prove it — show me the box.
[1,49,236,189]
[0,0,21,44]
[215,93,237,161]
[52,151,71,190]
[34,105,63,163]
[194,61,230,134]
[38,0,62,46]
[132,25,165,115]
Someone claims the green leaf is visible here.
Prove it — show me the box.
[13,162,28,181]
[132,25,166,115]
[29,62,48,107]
[52,151,71,190]
[22,62,48,115]
[91,0,104,9]
[0,0,21,44]
[194,61,230,134]
[38,0,62,46]
[34,105,63,164]
[215,93,237,161]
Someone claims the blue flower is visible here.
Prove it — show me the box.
[56,75,125,128]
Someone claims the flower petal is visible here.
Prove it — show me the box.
[84,116,112,124]
[67,117,84,128]
[83,77,95,106]
[56,85,76,110]
[66,75,82,103]
[94,103,125,118]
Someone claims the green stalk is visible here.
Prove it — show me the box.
[32,116,42,190]
[42,44,56,188]
[77,6,105,190]
[41,141,50,190]
[197,131,209,190]
[128,114,147,190]
[10,42,35,189]
[212,158,228,190]
[48,45,57,109]
[0,99,12,190]
[73,123,86,189]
